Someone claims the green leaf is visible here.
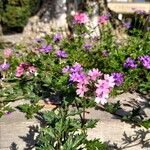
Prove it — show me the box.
[41,127,55,139]
[3,106,15,113]
[62,133,86,150]
[0,111,4,118]
[84,119,98,129]
[140,119,150,129]
[85,139,108,150]
[17,104,43,119]
[104,101,121,114]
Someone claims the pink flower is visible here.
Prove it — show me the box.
[74,13,89,24]
[28,66,37,76]
[88,68,102,81]
[16,63,37,77]
[20,63,29,68]
[98,15,109,24]
[3,49,13,58]
[104,74,115,88]
[95,80,110,95]
[62,66,70,74]
[95,76,114,105]
[16,66,24,77]
[95,96,108,105]
[76,83,89,97]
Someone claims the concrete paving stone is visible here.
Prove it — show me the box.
[0,111,40,150]
[0,92,149,150]
[87,121,150,150]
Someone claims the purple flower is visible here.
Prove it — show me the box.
[134,9,146,15]
[112,72,124,86]
[34,37,45,43]
[5,112,12,115]
[93,36,99,42]
[62,66,70,73]
[123,22,131,29]
[0,63,10,71]
[70,63,83,73]
[102,50,109,57]
[124,57,137,69]
[84,43,92,50]
[53,33,62,42]
[56,50,68,58]
[138,55,150,69]
[98,15,109,24]
[69,72,88,84]
[69,72,82,82]
[40,44,53,53]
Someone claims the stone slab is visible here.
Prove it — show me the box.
[0,92,149,149]
[0,109,149,150]
[108,3,150,14]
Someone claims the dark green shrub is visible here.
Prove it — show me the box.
[0,0,42,33]
[2,5,30,28]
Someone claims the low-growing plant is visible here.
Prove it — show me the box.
[0,11,149,149]
[36,99,108,150]
[17,104,43,119]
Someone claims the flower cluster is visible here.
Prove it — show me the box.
[62,63,115,105]
[3,49,13,59]
[40,43,53,53]
[88,68,102,81]
[124,57,137,69]
[53,33,62,42]
[138,55,150,69]
[74,13,89,24]
[134,9,146,15]
[98,15,109,25]
[56,50,68,58]
[124,56,150,70]
[0,63,10,71]
[95,75,115,104]
[84,43,92,51]
[16,63,37,77]
[102,50,109,57]
[123,21,131,29]
[112,72,124,86]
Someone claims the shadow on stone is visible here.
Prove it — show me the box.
[19,125,39,150]
[107,129,150,150]
[9,142,18,150]
[121,129,150,149]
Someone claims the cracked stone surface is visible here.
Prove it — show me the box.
[0,92,149,150]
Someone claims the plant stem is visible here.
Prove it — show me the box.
[75,99,83,122]
[82,107,86,125]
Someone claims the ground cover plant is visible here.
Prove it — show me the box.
[0,10,150,149]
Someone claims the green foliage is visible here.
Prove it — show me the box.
[17,104,43,119]
[104,101,121,114]
[0,0,41,31]
[0,11,149,149]
[140,119,150,129]
[2,5,30,28]
[36,100,106,150]
[121,106,150,129]
[122,107,143,122]
[127,12,149,36]
[28,0,41,15]
[85,139,108,150]
[0,106,15,117]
